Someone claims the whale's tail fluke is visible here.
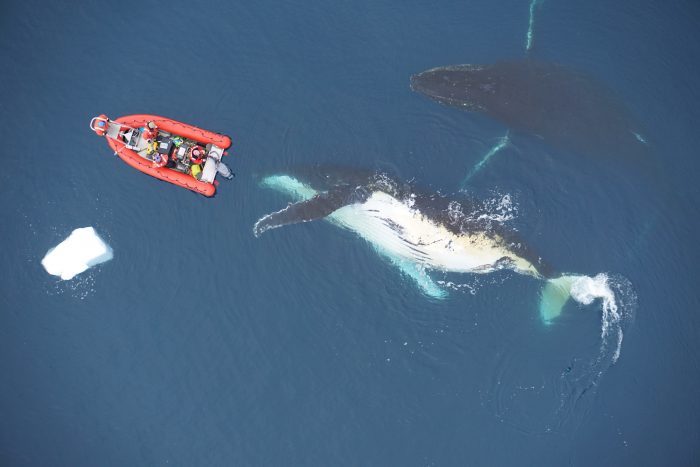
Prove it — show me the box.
[539,275,578,323]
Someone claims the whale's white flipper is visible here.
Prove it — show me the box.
[381,251,447,299]
[260,174,318,201]
[42,227,113,280]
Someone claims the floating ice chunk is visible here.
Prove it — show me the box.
[42,227,113,280]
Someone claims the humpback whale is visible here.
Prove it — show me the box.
[254,166,588,322]
[410,60,650,162]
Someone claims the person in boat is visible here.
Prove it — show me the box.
[189,145,206,165]
[142,121,158,141]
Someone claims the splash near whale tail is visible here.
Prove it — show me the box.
[540,273,636,363]
[540,274,621,326]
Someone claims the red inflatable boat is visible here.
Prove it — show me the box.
[90,114,233,197]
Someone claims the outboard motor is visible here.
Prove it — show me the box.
[217,161,234,180]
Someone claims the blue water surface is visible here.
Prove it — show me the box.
[1,0,699,465]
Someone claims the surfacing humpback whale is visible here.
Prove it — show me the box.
[410,59,650,164]
[253,166,624,324]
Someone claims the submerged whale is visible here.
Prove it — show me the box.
[410,60,649,162]
[254,166,592,322]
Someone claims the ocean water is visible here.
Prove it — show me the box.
[1,0,699,465]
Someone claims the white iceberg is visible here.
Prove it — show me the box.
[42,227,113,280]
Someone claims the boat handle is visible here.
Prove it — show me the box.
[90,117,109,132]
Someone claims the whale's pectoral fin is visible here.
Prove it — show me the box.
[254,188,361,237]
[369,247,448,299]
[391,256,448,299]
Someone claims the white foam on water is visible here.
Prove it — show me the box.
[541,273,632,363]
[569,273,627,362]
[449,191,518,228]
[475,193,518,224]
[42,227,113,280]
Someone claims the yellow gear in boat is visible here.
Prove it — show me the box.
[146,140,158,155]
[191,163,202,180]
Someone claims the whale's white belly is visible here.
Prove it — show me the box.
[330,191,537,276]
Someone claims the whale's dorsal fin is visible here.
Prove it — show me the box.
[253,186,368,237]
